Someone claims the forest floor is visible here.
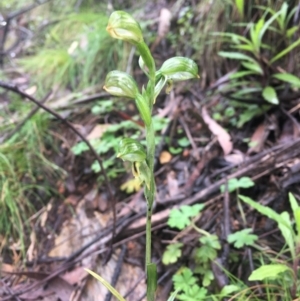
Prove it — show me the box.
[1,1,300,301]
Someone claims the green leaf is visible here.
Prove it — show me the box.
[220,284,241,297]
[250,19,264,53]
[238,177,255,189]
[239,195,295,254]
[220,177,254,193]
[173,268,197,292]
[212,32,251,45]
[229,70,257,79]
[227,228,258,248]
[168,204,204,230]
[248,264,292,281]
[195,235,221,263]
[177,284,207,301]
[289,193,300,236]
[262,86,279,104]
[235,0,244,18]
[169,146,183,155]
[85,268,127,301]
[178,137,191,147]
[168,208,190,230]
[72,141,89,155]
[200,234,221,250]
[241,61,263,74]
[238,195,293,232]
[270,38,300,63]
[232,43,256,52]
[287,26,298,38]
[278,211,295,260]
[258,10,282,47]
[167,290,180,301]
[236,105,268,128]
[162,243,183,265]
[273,73,300,88]
[218,51,256,63]
[202,270,214,287]
[195,245,217,263]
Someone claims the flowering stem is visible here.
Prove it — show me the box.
[144,76,156,301]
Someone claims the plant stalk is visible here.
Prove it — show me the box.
[145,75,156,301]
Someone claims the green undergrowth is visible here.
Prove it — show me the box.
[19,11,127,94]
[211,1,300,126]
[163,178,300,300]
[0,95,63,252]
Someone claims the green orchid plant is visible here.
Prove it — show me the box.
[86,11,198,301]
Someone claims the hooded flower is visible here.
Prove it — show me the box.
[106,11,144,45]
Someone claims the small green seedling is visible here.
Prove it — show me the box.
[227,228,258,248]
[220,176,254,193]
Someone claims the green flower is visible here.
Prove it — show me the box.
[157,57,199,81]
[117,138,150,188]
[103,70,139,98]
[106,11,144,45]
[117,138,146,162]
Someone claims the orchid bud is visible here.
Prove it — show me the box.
[157,57,199,81]
[106,11,144,45]
[117,138,146,163]
[103,70,139,99]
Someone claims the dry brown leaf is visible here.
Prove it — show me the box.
[159,150,172,164]
[248,122,268,154]
[62,267,87,285]
[151,8,172,52]
[1,263,14,273]
[25,85,37,95]
[158,8,172,37]
[201,107,233,155]
[26,231,36,262]
[19,275,74,301]
[167,171,179,197]
[39,202,52,228]
[224,152,245,165]
[278,119,300,144]
[87,124,110,140]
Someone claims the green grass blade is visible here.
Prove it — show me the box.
[289,193,300,237]
[84,268,127,301]
[273,73,300,88]
[238,195,293,231]
[167,290,179,301]
[218,51,256,63]
[249,264,292,281]
[270,38,300,63]
[235,0,244,18]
